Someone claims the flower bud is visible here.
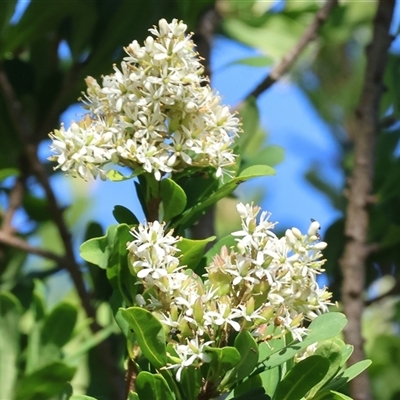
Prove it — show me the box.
[246,297,255,315]
[260,305,275,323]
[290,313,303,327]
[170,304,179,321]
[135,294,146,306]
[159,19,170,36]
[145,36,154,52]
[292,227,303,240]
[312,241,327,250]
[193,297,204,325]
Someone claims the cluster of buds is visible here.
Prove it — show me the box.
[49,19,239,181]
[127,203,332,381]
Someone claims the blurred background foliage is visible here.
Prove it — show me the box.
[0,0,399,399]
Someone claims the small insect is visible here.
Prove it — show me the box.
[169,328,181,338]
[310,218,321,240]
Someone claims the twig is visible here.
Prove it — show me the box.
[339,2,395,400]
[0,231,64,263]
[239,0,338,104]
[0,175,25,270]
[0,67,93,318]
[1,175,25,234]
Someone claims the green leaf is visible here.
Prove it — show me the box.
[273,355,330,400]
[0,0,17,36]
[343,360,372,379]
[207,346,241,381]
[113,205,140,225]
[241,146,285,169]
[160,178,187,221]
[106,169,141,181]
[64,325,115,364]
[80,224,137,304]
[339,344,353,367]
[25,281,47,374]
[234,330,259,381]
[259,366,281,398]
[228,55,273,68]
[80,225,118,269]
[64,2,96,62]
[174,165,275,230]
[180,366,202,400]
[60,383,73,400]
[80,224,131,270]
[15,362,76,400]
[120,307,167,368]
[23,193,51,222]
[0,167,19,182]
[260,313,347,369]
[70,396,98,400]
[136,371,174,400]
[1,0,62,57]
[237,97,260,151]
[41,302,78,348]
[177,236,215,271]
[328,391,353,400]
[323,360,372,393]
[232,386,271,400]
[174,167,220,209]
[306,339,343,398]
[128,392,140,400]
[0,292,22,400]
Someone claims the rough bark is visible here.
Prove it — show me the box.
[339,2,395,400]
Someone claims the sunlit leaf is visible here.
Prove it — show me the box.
[177,236,215,271]
[106,169,141,181]
[227,55,273,68]
[260,313,347,369]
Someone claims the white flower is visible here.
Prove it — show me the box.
[166,337,213,382]
[50,19,239,181]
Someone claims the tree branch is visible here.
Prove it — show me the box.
[0,66,95,317]
[0,68,124,399]
[241,0,338,103]
[0,175,25,270]
[0,231,64,263]
[339,2,395,400]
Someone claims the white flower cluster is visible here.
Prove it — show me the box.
[49,19,239,181]
[127,203,332,381]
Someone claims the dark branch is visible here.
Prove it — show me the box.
[0,67,124,399]
[242,0,338,102]
[0,231,64,263]
[339,1,395,400]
